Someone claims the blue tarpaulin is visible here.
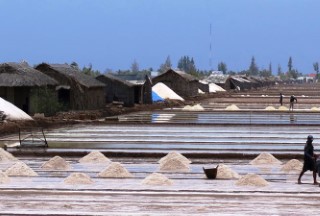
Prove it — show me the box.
[152,91,164,102]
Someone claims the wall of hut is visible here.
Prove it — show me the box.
[143,76,152,104]
[96,75,135,107]
[198,82,209,93]
[152,71,198,97]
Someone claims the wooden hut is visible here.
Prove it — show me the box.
[0,62,58,114]
[96,74,152,107]
[204,74,231,90]
[152,69,199,97]
[35,63,105,110]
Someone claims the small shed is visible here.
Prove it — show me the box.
[0,62,58,114]
[35,63,105,110]
[96,74,152,107]
[152,69,199,97]
[203,74,231,90]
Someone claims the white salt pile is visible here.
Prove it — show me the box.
[41,156,71,170]
[0,148,18,162]
[278,106,288,111]
[158,151,191,164]
[98,162,133,178]
[236,173,269,187]
[209,83,225,92]
[311,107,320,111]
[281,159,303,173]
[152,82,184,101]
[265,106,276,111]
[182,104,204,111]
[250,152,282,165]
[225,104,240,110]
[0,170,10,184]
[216,164,240,179]
[0,97,33,121]
[142,173,173,186]
[198,89,205,94]
[79,150,111,164]
[5,162,38,176]
[159,157,190,172]
[64,172,94,185]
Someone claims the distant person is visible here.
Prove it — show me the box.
[289,95,297,111]
[279,93,283,106]
[298,135,318,185]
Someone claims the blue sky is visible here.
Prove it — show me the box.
[1,0,319,74]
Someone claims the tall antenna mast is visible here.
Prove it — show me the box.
[209,23,213,70]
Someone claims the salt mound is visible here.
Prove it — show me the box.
[79,150,111,164]
[0,148,18,162]
[182,104,204,111]
[250,153,282,165]
[236,173,269,187]
[311,107,320,111]
[216,164,240,179]
[209,83,225,92]
[142,173,173,186]
[159,157,190,172]
[98,162,133,178]
[265,106,276,111]
[198,89,205,94]
[158,151,191,164]
[281,159,303,172]
[0,170,10,184]
[0,97,33,121]
[152,82,184,101]
[64,172,94,184]
[5,162,38,176]
[41,156,71,170]
[278,106,288,111]
[225,104,240,110]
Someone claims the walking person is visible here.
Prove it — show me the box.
[289,95,297,111]
[298,135,318,185]
[279,93,283,106]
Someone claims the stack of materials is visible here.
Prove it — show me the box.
[236,173,269,187]
[158,151,191,172]
[5,162,38,176]
[41,156,71,170]
[79,150,111,164]
[142,173,173,186]
[64,173,94,185]
[98,162,133,178]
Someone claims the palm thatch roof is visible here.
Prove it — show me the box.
[97,73,135,87]
[156,69,198,82]
[35,63,105,88]
[0,62,58,87]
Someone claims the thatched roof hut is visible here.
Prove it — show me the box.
[152,69,199,97]
[35,63,106,110]
[0,62,58,114]
[96,74,152,107]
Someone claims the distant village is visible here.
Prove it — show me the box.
[0,61,317,118]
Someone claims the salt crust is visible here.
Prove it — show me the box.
[250,152,282,165]
[142,173,173,186]
[98,162,133,178]
[79,150,111,164]
[158,151,191,164]
[41,156,71,170]
[0,148,18,162]
[0,170,10,184]
[5,161,38,176]
[281,159,303,173]
[216,164,240,179]
[64,172,94,184]
[236,173,269,187]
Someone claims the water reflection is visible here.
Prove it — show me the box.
[151,113,175,123]
[289,114,296,124]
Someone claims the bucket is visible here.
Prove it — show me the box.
[203,165,219,179]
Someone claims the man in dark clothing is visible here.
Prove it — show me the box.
[289,95,297,111]
[298,135,318,184]
[279,93,283,106]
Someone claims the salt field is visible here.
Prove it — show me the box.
[1,83,320,215]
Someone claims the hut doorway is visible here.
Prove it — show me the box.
[57,86,70,108]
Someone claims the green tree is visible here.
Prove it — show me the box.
[177,56,197,76]
[159,56,172,73]
[313,62,319,80]
[131,59,139,73]
[277,64,282,76]
[248,56,259,76]
[70,61,79,69]
[268,62,272,75]
[217,62,227,74]
[288,56,293,72]
[82,63,101,77]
